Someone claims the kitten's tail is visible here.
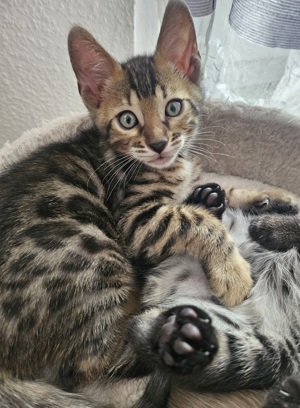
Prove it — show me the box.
[0,375,108,408]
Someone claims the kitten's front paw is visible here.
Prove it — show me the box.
[186,183,226,219]
[157,306,218,374]
[263,376,300,408]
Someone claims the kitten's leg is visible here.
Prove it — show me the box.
[129,301,299,393]
[249,214,300,252]
[120,186,251,307]
[226,188,298,215]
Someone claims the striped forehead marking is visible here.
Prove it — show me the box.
[122,56,158,99]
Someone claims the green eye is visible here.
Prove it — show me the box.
[118,111,138,129]
[165,99,182,117]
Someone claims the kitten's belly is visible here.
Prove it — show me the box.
[143,255,211,309]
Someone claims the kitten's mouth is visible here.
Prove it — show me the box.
[146,151,178,169]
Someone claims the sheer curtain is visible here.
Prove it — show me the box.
[135,0,300,117]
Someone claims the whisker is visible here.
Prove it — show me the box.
[188,142,215,152]
[105,157,137,201]
[185,147,217,164]
[189,142,234,158]
[122,160,142,191]
[197,137,230,150]
[191,141,229,153]
[211,152,235,158]
[105,157,131,186]
[86,155,129,191]
[190,149,215,160]
[100,155,132,182]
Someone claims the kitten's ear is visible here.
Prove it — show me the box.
[155,0,200,84]
[68,27,120,109]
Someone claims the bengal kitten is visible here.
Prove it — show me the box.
[0,0,298,407]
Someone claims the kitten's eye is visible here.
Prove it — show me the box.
[165,99,182,117]
[118,111,138,129]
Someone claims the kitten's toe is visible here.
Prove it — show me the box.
[263,376,300,408]
[186,183,226,219]
[253,198,298,215]
[280,376,300,405]
[157,306,218,374]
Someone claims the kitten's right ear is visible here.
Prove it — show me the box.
[68,27,120,110]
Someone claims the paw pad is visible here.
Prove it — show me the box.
[186,183,226,219]
[158,306,217,373]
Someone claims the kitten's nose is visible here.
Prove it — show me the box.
[148,139,168,154]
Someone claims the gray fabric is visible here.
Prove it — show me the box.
[186,0,300,49]
[185,0,216,17]
[229,0,300,49]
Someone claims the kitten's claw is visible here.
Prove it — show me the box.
[186,183,226,219]
[263,376,300,408]
[254,198,269,210]
[157,306,218,374]
[252,198,298,215]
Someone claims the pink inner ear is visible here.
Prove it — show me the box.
[176,34,196,73]
[162,33,200,83]
[76,50,106,96]
[74,42,113,97]
[155,1,200,83]
[69,28,119,108]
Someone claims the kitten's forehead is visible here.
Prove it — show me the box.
[122,56,159,99]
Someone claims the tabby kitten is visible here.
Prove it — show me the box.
[67,2,252,308]
[0,1,298,407]
[67,0,300,405]
[0,0,253,406]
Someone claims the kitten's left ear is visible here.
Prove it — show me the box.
[155,0,201,84]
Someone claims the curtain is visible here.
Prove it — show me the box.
[184,0,300,117]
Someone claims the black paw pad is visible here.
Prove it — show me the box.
[158,306,218,374]
[186,183,226,219]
